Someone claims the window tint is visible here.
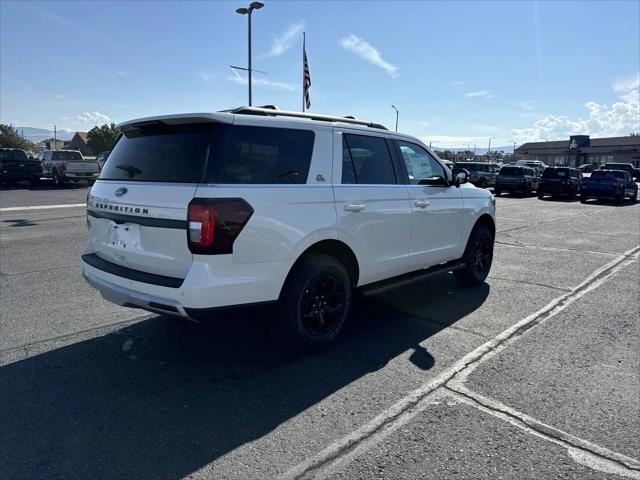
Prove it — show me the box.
[342,134,396,184]
[208,126,315,184]
[0,149,28,161]
[100,123,217,182]
[397,140,447,185]
[500,166,522,175]
[52,151,83,161]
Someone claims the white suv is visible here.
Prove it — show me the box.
[82,107,496,350]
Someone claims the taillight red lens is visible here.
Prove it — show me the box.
[187,198,253,254]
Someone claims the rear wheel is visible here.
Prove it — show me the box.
[617,191,625,204]
[580,195,588,203]
[537,190,544,199]
[454,224,494,287]
[631,189,638,202]
[279,254,352,352]
[524,184,531,196]
[569,187,577,200]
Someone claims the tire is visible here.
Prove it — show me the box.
[631,190,638,202]
[494,189,501,196]
[617,191,625,204]
[524,184,531,197]
[537,191,544,199]
[580,196,588,203]
[279,254,352,352]
[569,187,577,200]
[454,224,494,287]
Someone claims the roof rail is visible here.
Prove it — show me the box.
[227,106,388,130]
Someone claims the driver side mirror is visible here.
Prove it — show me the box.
[452,168,469,187]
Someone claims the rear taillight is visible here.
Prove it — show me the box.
[187,198,253,254]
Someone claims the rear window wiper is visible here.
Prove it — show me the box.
[115,164,143,178]
[277,169,300,183]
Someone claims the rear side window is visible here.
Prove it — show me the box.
[207,126,314,184]
[342,134,396,184]
[100,123,217,182]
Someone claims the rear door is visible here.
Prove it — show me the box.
[87,122,224,278]
[392,140,464,269]
[333,130,412,285]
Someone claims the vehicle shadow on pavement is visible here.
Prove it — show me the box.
[0,274,488,479]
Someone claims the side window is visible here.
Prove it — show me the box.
[396,140,447,186]
[342,134,396,185]
[207,126,315,184]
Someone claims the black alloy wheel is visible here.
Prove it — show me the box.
[300,274,346,337]
[454,224,494,286]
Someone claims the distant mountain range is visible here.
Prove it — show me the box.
[15,127,75,143]
[437,146,515,154]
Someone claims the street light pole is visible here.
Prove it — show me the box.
[488,136,495,155]
[236,2,264,107]
[391,105,399,132]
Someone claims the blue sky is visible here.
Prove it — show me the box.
[1,0,639,148]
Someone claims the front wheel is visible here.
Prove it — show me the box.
[454,224,494,287]
[279,254,352,352]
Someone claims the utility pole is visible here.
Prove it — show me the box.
[391,105,399,132]
[54,125,57,151]
[236,2,264,106]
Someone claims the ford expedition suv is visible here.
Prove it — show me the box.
[494,166,539,196]
[82,107,496,350]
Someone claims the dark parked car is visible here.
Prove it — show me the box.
[581,170,638,204]
[578,164,594,173]
[601,163,640,182]
[494,166,539,196]
[455,162,498,189]
[0,148,43,185]
[538,167,583,199]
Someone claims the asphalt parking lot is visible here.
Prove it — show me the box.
[0,182,638,480]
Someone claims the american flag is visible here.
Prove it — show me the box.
[303,36,311,110]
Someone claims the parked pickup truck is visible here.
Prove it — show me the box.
[581,170,638,204]
[39,150,100,186]
[0,148,43,185]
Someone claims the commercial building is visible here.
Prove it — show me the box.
[515,135,640,168]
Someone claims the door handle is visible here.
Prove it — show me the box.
[344,203,366,212]
[414,199,430,209]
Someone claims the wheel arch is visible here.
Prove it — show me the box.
[474,213,496,240]
[280,239,360,298]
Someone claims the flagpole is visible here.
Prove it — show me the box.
[302,32,306,112]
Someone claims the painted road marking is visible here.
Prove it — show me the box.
[280,245,640,480]
[0,203,85,213]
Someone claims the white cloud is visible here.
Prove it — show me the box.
[227,68,295,91]
[77,111,112,124]
[340,34,398,78]
[263,22,304,58]
[512,77,639,143]
[419,135,502,149]
[612,73,639,93]
[464,90,493,98]
[199,72,217,82]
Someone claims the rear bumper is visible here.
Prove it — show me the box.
[64,172,99,180]
[81,253,291,319]
[83,268,189,318]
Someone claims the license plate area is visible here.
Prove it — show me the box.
[106,222,141,251]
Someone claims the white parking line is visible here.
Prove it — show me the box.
[280,245,640,480]
[0,203,86,213]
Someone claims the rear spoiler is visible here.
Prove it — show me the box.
[117,112,234,133]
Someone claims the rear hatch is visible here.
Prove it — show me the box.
[542,168,570,189]
[498,166,523,185]
[583,171,622,193]
[0,149,42,176]
[53,151,100,174]
[86,118,228,279]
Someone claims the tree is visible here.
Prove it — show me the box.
[0,123,33,150]
[630,132,640,137]
[87,123,119,153]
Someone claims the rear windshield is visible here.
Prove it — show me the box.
[542,168,569,178]
[603,164,629,170]
[52,151,83,161]
[0,149,28,161]
[500,166,522,175]
[591,170,624,179]
[99,123,217,182]
[100,123,315,184]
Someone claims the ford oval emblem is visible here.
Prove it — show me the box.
[115,187,128,197]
